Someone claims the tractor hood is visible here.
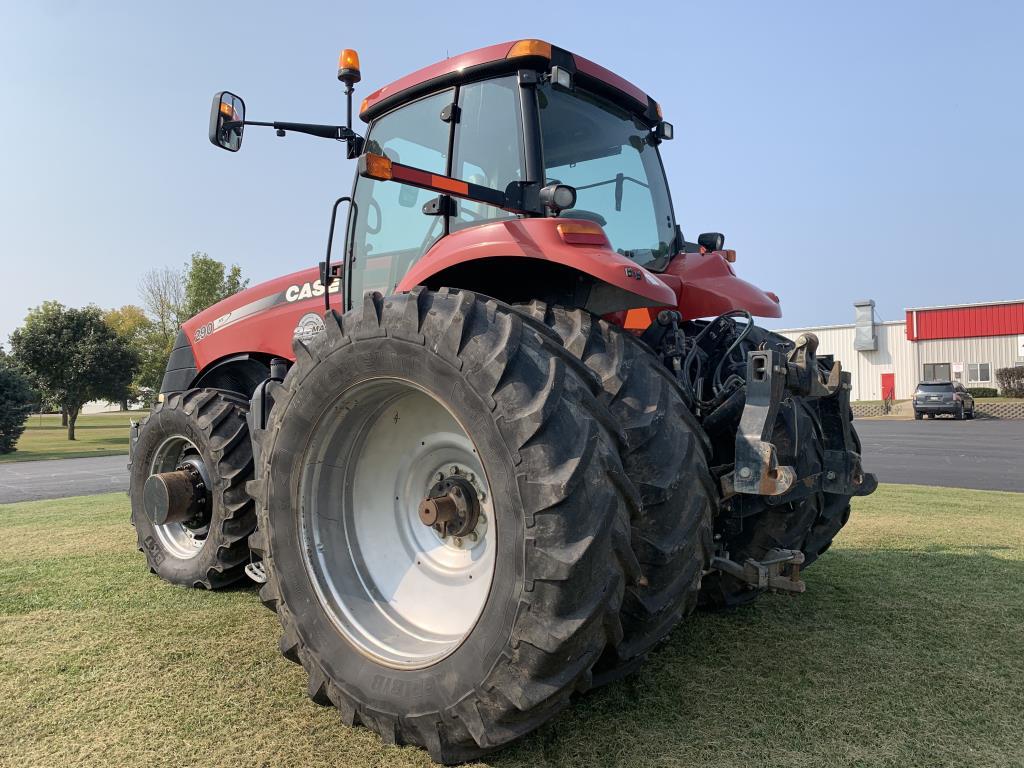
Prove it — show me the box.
[178,266,341,380]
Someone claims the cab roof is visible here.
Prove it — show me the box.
[358,39,660,124]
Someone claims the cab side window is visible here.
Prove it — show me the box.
[451,77,525,231]
[349,90,453,298]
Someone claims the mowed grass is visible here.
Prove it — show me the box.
[0,411,140,463]
[1,486,1022,768]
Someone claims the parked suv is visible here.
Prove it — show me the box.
[913,380,975,420]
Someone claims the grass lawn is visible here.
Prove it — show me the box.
[0,410,142,464]
[1,485,1022,767]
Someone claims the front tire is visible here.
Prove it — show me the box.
[128,389,256,588]
[247,290,638,763]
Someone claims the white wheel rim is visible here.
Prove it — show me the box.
[148,435,210,560]
[300,378,497,670]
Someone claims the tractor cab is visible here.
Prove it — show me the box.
[346,43,678,299]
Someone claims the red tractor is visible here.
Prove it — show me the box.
[129,40,876,763]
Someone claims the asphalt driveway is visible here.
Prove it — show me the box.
[0,455,129,504]
[855,417,1024,493]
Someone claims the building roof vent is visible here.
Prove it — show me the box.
[854,299,877,351]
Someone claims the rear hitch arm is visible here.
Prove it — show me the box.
[729,333,877,499]
[731,348,798,496]
[710,548,806,593]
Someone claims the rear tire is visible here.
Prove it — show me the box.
[128,389,256,588]
[247,289,638,763]
[519,302,714,682]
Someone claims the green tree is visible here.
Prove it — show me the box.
[103,305,154,409]
[9,303,138,440]
[0,351,35,453]
[182,252,248,320]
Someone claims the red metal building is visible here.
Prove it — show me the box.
[906,299,1024,341]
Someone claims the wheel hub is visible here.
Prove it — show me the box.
[143,462,209,526]
[147,436,212,560]
[419,472,480,539]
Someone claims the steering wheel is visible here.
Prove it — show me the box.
[560,209,607,226]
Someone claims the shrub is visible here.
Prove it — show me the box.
[0,363,35,453]
[966,387,998,398]
[995,367,1024,398]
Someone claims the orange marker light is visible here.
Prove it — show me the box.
[507,39,552,60]
[361,153,393,180]
[556,219,608,245]
[722,249,737,263]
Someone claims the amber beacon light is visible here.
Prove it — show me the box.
[338,49,361,85]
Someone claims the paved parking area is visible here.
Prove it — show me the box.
[855,418,1024,492]
[0,455,129,504]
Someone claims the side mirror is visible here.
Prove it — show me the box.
[698,232,724,252]
[209,91,246,152]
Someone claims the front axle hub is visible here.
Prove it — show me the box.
[418,476,480,538]
[143,464,208,526]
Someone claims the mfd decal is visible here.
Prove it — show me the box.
[286,279,340,302]
[293,312,326,341]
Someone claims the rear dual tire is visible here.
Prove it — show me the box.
[247,290,640,763]
[520,302,714,681]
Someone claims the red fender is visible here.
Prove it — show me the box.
[397,218,676,312]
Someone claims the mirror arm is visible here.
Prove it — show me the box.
[227,119,363,144]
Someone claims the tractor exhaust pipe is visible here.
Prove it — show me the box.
[143,467,208,526]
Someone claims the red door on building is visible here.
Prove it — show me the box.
[881,373,896,401]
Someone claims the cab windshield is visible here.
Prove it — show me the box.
[538,83,677,270]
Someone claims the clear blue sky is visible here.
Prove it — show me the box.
[2,1,1022,342]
